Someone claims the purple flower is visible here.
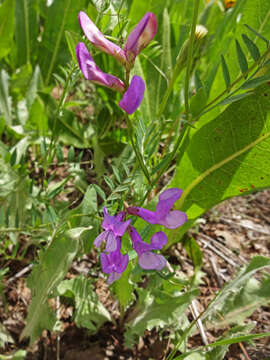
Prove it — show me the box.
[78,11,126,66]
[128,188,187,229]
[119,75,145,114]
[124,12,157,67]
[100,237,129,284]
[78,11,157,68]
[76,43,125,92]
[94,207,131,252]
[129,226,167,270]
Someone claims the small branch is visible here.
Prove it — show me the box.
[200,238,238,267]
[190,300,209,347]
[6,264,33,285]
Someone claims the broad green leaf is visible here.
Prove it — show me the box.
[0,0,15,59]
[27,96,48,134]
[57,275,111,331]
[202,256,270,322]
[39,0,84,84]
[169,84,270,245]
[114,262,135,311]
[15,0,38,66]
[125,285,198,347]
[20,228,91,344]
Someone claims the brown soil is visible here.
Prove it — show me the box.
[0,190,269,359]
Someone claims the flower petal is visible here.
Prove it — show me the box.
[105,231,117,252]
[150,231,168,250]
[158,210,187,229]
[78,11,126,65]
[124,12,157,64]
[107,272,122,284]
[156,188,183,221]
[76,42,125,92]
[138,252,167,270]
[119,75,145,114]
[100,252,112,273]
[115,253,129,273]
[94,230,108,248]
[127,206,156,224]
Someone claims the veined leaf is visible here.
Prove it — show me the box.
[39,0,84,84]
[220,54,231,89]
[20,227,91,344]
[169,84,270,245]
[0,0,15,59]
[235,40,248,75]
[242,34,260,61]
[15,0,38,66]
[57,276,111,331]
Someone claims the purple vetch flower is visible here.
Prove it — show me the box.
[78,11,126,66]
[78,11,157,69]
[94,207,131,252]
[119,75,145,114]
[100,237,129,284]
[124,12,157,67]
[76,43,125,92]
[128,188,187,229]
[129,226,168,270]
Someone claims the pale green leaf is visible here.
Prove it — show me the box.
[0,0,15,59]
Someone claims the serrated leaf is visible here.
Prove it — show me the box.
[241,34,260,61]
[202,256,270,322]
[235,39,248,75]
[220,54,231,89]
[20,228,91,344]
[57,276,111,331]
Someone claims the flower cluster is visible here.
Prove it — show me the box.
[94,188,187,284]
[76,11,157,114]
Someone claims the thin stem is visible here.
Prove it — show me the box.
[198,46,270,119]
[184,0,200,120]
[125,115,152,185]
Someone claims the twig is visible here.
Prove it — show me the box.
[190,300,209,347]
[56,296,61,360]
[6,264,33,285]
[209,257,223,288]
[239,341,252,360]
[200,238,238,267]
[220,216,270,236]
[199,232,247,264]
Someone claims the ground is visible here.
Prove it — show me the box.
[0,190,269,359]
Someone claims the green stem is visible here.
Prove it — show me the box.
[184,0,200,120]
[125,114,152,185]
[198,45,270,119]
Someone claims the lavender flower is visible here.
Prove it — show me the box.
[78,11,157,68]
[129,227,167,270]
[94,207,131,252]
[128,188,187,229]
[124,12,157,68]
[119,75,145,114]
[100,237,129,284]
[76,43,125,92]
